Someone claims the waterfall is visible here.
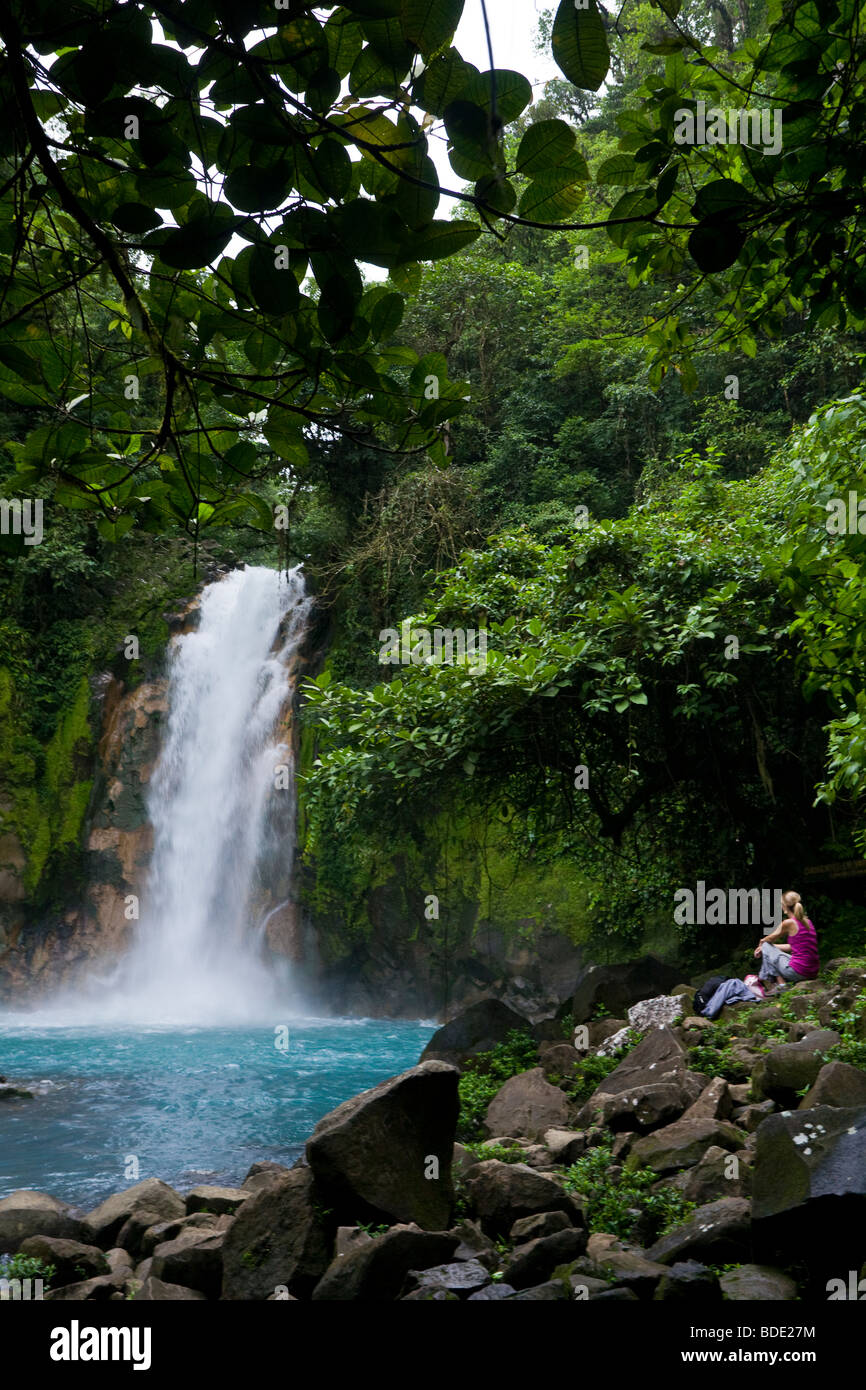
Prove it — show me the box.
[31,564,311,1029]
[110,564,311,1024]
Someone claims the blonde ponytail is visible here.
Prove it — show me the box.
[782,889,806,922]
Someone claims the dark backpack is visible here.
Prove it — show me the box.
[693,974,729,1016]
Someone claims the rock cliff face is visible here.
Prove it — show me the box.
[0,671,169,1000]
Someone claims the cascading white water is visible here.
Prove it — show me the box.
[4,564,312,1028]
[108,564,308,1023]
[32,563,311,1029]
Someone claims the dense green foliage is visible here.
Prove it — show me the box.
[563,1138,696,1243]
[2,1,865,956]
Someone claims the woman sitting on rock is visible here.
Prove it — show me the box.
[754,889,820,994]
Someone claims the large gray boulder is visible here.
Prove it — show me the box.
[751,1030,841,1104]
[184,1186,249,1216]
[484,1067,570,1141]
[17,1235,109,1287]
[576,1027,703,1132]
[502,1228,588,1289]
[571,957,681,1024]
[799,1061,866,1110]
[420,1000,531,1068]
[625,1117,746,1176]
[83,1178,185,1249]
[676,1145,753,1203]
[150,1229,225,1299]
[221,1167,331,1300]
[751,1104,866,1290]
[463,1160,583,1239]
[44,1271,128,1301]
[241,1162,291,1195]
[312,1224,458,1301]
[720,1264,798,1300]
[306,1061,459,1230]
[646,1198,751,1266]
[682,1077,733,1122]
[402,1259,491,1299]
[0,1191,84,1254]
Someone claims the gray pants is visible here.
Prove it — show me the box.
[758,942,802,983]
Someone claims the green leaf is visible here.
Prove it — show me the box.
[313,138,353,200]
[458,70,533,124]
[595,154,637,185]
[516,120,576,175]
[155,210,239,270]
[96,514,134,542]
[688,223,746,272]
[518,173,585,222]
[264,424,309,469]
[325,11,365,77]
[224,164,293,213]
[370,291,405,340]
[552,0,610,91]
[349,45,407,98]
[692,179,755,220]
[110,202,163,232]
[399,0,465,55]
[413,48,479,116]
[248,244,301,316]
[651,0,682,18]
[475,173,517,215]
[244,329,281,370]
[398,219,480,263]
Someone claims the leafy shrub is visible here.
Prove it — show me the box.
[563,1141,695,1246]
[462,1141,525,1164]
[0,1252,56,1286]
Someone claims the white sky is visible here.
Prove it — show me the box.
[428,1,560,212]
[455,0,558,85]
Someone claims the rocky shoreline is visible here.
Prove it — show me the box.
[1,956,865,1302]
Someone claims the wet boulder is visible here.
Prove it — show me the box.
[420,1000,531,1068]
[576,1027,703,1132]
[571,957,681,1024]
[306,1061,459,1230]
[17,1235,108,1287]
[150,1229,225,1299]
[646,1198,751,1266]
[799,1061,866,1110]
[221,1167,331,1300]
[312,1224,458,1301]
[751,1104,866,1292]
[751,1030,841,1105]
[484,1067,570,1141]
[719,1264,798,1300]
[184,1186,249,1216]
[625,1118,746,1176]
[83,1178,185,1249]
[0,1191,84,1254]
[463,1160,583,1240]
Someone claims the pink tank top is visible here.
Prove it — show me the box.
[788,917,819,979]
